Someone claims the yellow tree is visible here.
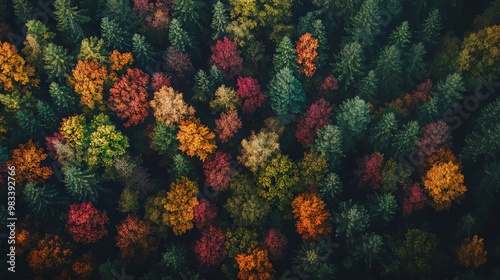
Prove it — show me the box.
[235,248,275,280]
[69,60,108,111]
[422,161,467,211]
[0,41,39,93]
[177,118,217,162]
[291,192,333,241]
[164,177,199,235]
[6,140,53,184]
[150,86,195,126]
[457,235,487,268]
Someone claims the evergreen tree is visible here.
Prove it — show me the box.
[49,82,78,115]
[12,0,35,25]
[392,120,419,158]
[345,0,381,49]
[353,232,383,269]
[335,41,364,90]
[102,0,136,32]
[367,193,397,224]
[168,18,193,54]
[405,43,426,85]
[268,67,306,124]
[193,70,211,102]
[132,33,155,67]
[209,65,224,91]
[211,1,229,40]
[170,153,194,179]
[23,183,64,218]
[16,109,40,137]
[434,73,466,112]
[78,37,108,63]
[53,0,90,43]
[149,122,178,156]
[417,9,442,46]
[370,112,398,152]
[375,45,402,100]
[272,36,297,73]
[63,165,101,202]
[336,96,372,150]
[333,200,370,241]
[101,17,129,51]
[313,125,344,165]
[389,21,411,49]
[43,43,73,82]
[36,100,58,131]
[357,70,378,103]
[172,0,207,38]
[320,172,344,202]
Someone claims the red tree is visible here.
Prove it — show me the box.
[164,46,194,80]
[215,110,242,143]
[416,120,452,158]
[236,77,267,114]
[295,98,333,147]
[65,202,109,244]
[211,37,243,79]
[109,68,150,127]
[151,72,171,92]
[263,228,288,259]
[356,152,384,189]
[194,199,218,229]
[116,214,157,259]
[203,152,232,191]
[194,225,227,266]
[402,182,428,216]
[45,132,66,159]
[133,0,171,29]
[319,75,339,93]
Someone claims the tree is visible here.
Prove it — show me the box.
[389,21,411,49]
[293,241,336,277]
[132,33,155,66]
[235,248,274,280]
[417,9,442,46]
[210,85,241,113]
[336,96,371,150]
[72,253,93,279]
[151,72,171,92]
[23,183,63,218]
[177,119,217,162]
[320,75,339,94]
[211,37,243,79]
[194,225,227,266]
[313,124,343,165]
[320,172,343,202]
[434,73,466,113]
[416,120,452,158]
[53,0,90,43]
[0,41,39,93]
[42,43,73,82]
[263,229,287,259]
[164,177,199,235]
[273,36,297,73]
[402,182,428,216]
[356,152,384,189]
[215,110,242,143]
[238,131,281,173]
[405,43,426,85]
[292,192,333,241]
[335,41,364,89]
[236,76,267,114]
[150,86,195,126]
[211,1,228,40]
[108,50,133,73]
[193,199,218,229]
[381,158,412,193]
[394,229,442,276]
[13,0,35,24]
[63,166,100,202]
[78,37,108,63]
[118,187,140,213]
[203,152,232,191]
[225,174,271,227]
[457,235,487,268]
[65,202,109,244]
[164,46,194,80]
[193,69,211,102]
[116,214,157,260]
[333,200,369,240]
[149,122,179,156]
[423,161,467,211]
[392,121,420,158]
[299,150,329,187]
[375,45,403,99]
[225,227,259,259]
[172,0,207,38]
[295,33,318,77]
[70,60,108,111]
[345,0,381,48]
[133,0,169,30]
[7,140,53,184]
[296,98,333,148]
[109,68,150,127]
[268,67,306,124]
[101,17,129,50]
[27,234,72,274]
[367,193,397,224]
[353,232,383,269]
[168,18,193,54]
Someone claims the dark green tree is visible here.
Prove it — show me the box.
[375,45,403,100]
[417,9,442,46]
[352,232,383,269]
[345,0,381,49]
[389,21,412,49]
[313,124,344,165]
[268,67,306,124]
[172,0,207,38]
[320,172,343,202]
[367,193,397,224]
[168,19,193,54]
[36,100,58,131]
[23,183,64,218]
[12,0,35,25]
[336,96,372,150]
[370,112,398,152]
[43,43,73,82]
[357,70,378,103]
[211,1,229,40]
[404,43,426,85]
[102,0,136,32]
[272,36,297,73]
[149,122,178,156]
[132,33,155,67]
[100,17,129,50]
[391,120,419,158]
[192,69,211,102]
[49,82,78,115]
[169,153,194,179]
[53,0,90,43]
[63,165,101,202]
[16,109,41,137]
[160,244,189,274]
[333,200,370,241]
[335,41,364,89]
[434,73,466,112]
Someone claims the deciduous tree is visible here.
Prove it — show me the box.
[295,33,318,77]
[423,161,466,211]
[150,86,195,126]
[211,36,243,79]
[66,202,109,244]
[27,234,73,274]
[236,76,267,114]
[164,177,199,235]
[295,98,333,148]
[215,110,242,143]
[292,192,333,241]
[7,140,53,184]
[235,248,274,280]
[457,235,487,268]
[116,214,157,259]
[263,229,287,259]
[194,198,218,229]
[70,60,108,111]
[0,41,39,93]
[203,152,232,191]
[177,119,217,162]
[194,225,227,266]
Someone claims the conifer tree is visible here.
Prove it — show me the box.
[335,42,364,89]
[333,200,370,240]
[389,21,411,49]
[53,0,90,43]
[273,36,298,73]
[102,0,136,32]
[63,165,101,202]
[16,110,40,138]
[417,9,442,46]
[13,0,35,25]
[132,33,155,67]
[43,43,73,82]
[193,70,211,102]
[168,18,193,54]
[375,45,402,100]
[357,70,378,102]
[405,43,426,85]
[49,82,78,115]
[211,1,229,40]
[336,96,372,150]
[392,121,419,158]
[101,17,129,50]
[23,183,64,218]
[172,0,207,38]
[268,67,306,124]
[370,112,398,152]
[313,124,344,165]
[36,100,58,131]
[345,0,381,48]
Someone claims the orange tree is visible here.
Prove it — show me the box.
[27,234,73,274]
[115,214,158,260]
[6,140,53,184]
[457,235,487,268]
[177,118,217,162]
[291,192,333,241]
[69,59,109,111]
[0,41,39,93]
[422,161,467,211]
[295,33,318,77]
[235,248,274,280]
[164,177,199,235]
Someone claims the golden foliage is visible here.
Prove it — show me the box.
[238,131,280,173]
[69,60,108,111]
[6,140,53,184]
[0,41,39,92]
[164,177,199,235]
[150,86,195,126]
[457,235,487,268]
[235,248,275,280]
[291,192,333,241]
[423,161,466,211]
[177,118,217,162]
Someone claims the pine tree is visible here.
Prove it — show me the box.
[375,45,402,100]
[405,43,426,85]
[417,9,442,46]
[272,36,297,73]
[102,0,136,32]
[100,17,129,51]
[132,33,155,67]
[313,125,344,165]
[370,112,398,152]
[36,100,58,131]
[211,1,229,40]
[389,21,411,49]
[333,200,370,240]
[16,110,40,138]
[335,41,364,89]
[168,18,193,54]
[63,165,101,202]
[53,0,90,43]
[268,67,306,124]
[345,0,381,48]
[43,43,73,82]
[353,233,383,269]
[12,0,35,25]
[172,0,207,38]
[357,70,378,103]
[367,193,397,224]
[392,121,419,158]
[320,172,343,202]
[23,183,64,218]
[49,82,78,115]
[193,70,211,102]
[336,96,372,150]
[434,73,466,112]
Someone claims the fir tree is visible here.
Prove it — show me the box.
[268,67,306,124]
[357,70,378,103]
[132,33,155,67]
[313,125,344,165]
[367,193,397,224]
[36,100,58,131]
[335,41,364,90]
[353,233,383,269]
[168,18,193,54]
[211,1,229,40]
[405,43,426,85]
[78,37,108,63]
[272,36,297,73]
[389,21,411,49]
[392,121,419,158]
[101,17,129,51]
[43,43,73,82]
[417,9,442,46]
[193,70,211,102]
[333,200,370,240]
[434,73,466,112]
[172,0,207,38]
[53,0,90,43]
[102,0,136,32]
[63,165,101,202]
[23,183,64,218]
[320,172,343,202]
[12,0,35,25]
[16,109,40,138]
[375,45,402,100]
[345,0,381,49]
[370,112,398,152]
[336,96,372,150]
[49,82,78,115]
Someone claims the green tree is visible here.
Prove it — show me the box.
[389,21,411,49]
[335,41,364,89]
[336,96,372,151]
[13,0,35,24]
[149,122,179,157]
[43,43,73,82]
[192,70,211,102]
[268,67,306,124]
[132,34,155,67]
[272,36,297,73]
[357,70,378,102]
[63,165,101,202]
[169,153,194,179]
[16,109,40,138]
[23,183,64,218]
[118,187,140,213]
[293,241,335,275]
[435,73,466,112]
[333,200,370,241]
[100,17,129,50]
[53,0,90,43]
[211,1,229,40]
[49,82,78,115]
[376,45,403,99]
[405,43,426,85]
[172,0,207,38]
[370,112,398,152]
[320,172,343,202]
[353,232,383,269]
[345,0,381,48]
[367,193,397,224]
[78,37,108,63]
[392,121,419,158]
[297,13,328,68]
[36,100,58,131]
[102,0,136,32]
[168,19,193,54]
[417,9,442,46]
[313,124,344,165]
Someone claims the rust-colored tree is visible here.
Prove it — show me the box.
[194,225,227,266]
[296,33,318,77]
[291,192,333,241]
[109,68,150,127]
[65,202,109,244]
[457,235,487,268]
[423,161,466,211]
[72,253,93,279]
[235,248,275,280]
[164,177,199,235]
[151,72,171,92]
[177,118,217,162]
[27,234,72,274]
[203,151,232,191]
[6,140,53,184]
[215,110,242,143]
[115,214,158,260]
